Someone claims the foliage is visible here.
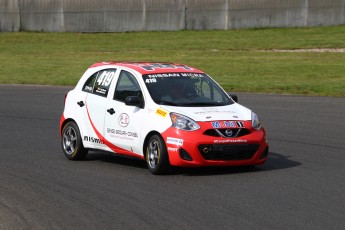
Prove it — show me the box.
[1,26,345,96]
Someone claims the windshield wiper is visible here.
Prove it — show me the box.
[181,102,224,106]
[156,100,179,106]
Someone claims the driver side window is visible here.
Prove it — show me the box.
[114,70,142,102]
[197,78,224,101]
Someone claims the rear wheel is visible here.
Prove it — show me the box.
[61,121,88,160]
[145,134,169,175]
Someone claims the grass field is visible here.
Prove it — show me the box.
[1,26,345,96]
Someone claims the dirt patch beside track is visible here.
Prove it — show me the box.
[265,48,345,52]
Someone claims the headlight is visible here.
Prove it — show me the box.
[251,112,262,130]
[170,113,200,131]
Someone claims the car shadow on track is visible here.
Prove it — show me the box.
[83,151,301,176]
[261,152,302,171]
[85,151,148,169]
[171,152,301,176]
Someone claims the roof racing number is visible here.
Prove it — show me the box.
[131,63,193,71]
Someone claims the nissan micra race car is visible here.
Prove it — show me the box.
[60,62,268,174]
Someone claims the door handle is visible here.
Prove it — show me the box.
[77,101,85,107]
[107,108,115,115]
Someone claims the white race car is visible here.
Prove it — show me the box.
[60,62,268,174]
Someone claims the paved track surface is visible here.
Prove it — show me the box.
[0,85,344,230]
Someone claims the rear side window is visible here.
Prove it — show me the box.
[82,69,116,97]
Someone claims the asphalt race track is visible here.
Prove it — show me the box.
[0,84,344,230]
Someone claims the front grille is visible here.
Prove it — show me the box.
[198,144,260,161]
[203,128,250,138]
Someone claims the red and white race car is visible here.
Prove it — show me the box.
[60,62,268,174]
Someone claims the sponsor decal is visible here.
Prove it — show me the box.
[166,137,184,146]
[194,108,236,115]
[84,136,103,144]
[168,147,179,152]
[84,85,93,92]
[107,128,116,134]
[107,128,138,141]
[95,87,107,95]
[118,113,130,127]
[156,108,168,117]
[211,121,244,128]
[214,139,248,143]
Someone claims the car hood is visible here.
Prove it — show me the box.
[160,103,252,121]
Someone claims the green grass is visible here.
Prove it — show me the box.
[1,26,345,96]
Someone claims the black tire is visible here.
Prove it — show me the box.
[145,134,170,175]
[61,121,88,160]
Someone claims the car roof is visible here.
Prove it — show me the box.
[89,62,205,75]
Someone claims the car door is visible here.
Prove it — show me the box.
[103,69,145,157]
[83,68,117,149]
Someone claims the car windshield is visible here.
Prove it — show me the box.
[143,72,233,107]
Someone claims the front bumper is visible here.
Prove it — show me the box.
[162,122,269,167]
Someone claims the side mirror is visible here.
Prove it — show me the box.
[228,93,238,103]
[125,96,144,108]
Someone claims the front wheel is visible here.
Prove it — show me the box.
[145,134,170,175]
[61,121,88,160]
